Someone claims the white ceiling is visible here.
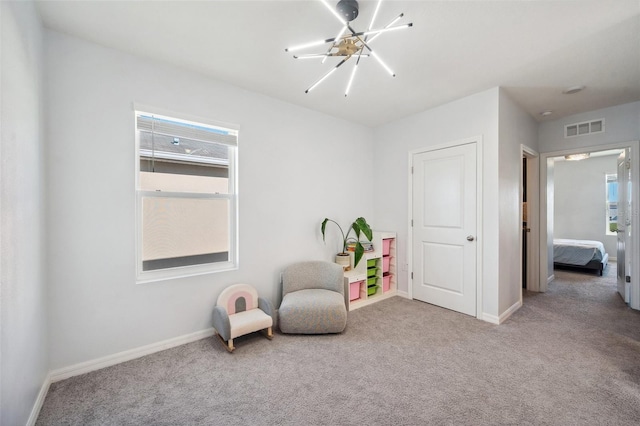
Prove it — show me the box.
[36,0,640,127]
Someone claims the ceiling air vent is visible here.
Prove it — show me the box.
[565,119,604,138]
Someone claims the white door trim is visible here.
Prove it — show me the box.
[521,146,540,294]
[540,141,639,309]
[408,136,483,319]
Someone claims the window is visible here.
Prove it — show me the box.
[135,110,238,282]
[606,174,618,236]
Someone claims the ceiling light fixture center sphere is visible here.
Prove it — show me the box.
[337,0,359,22]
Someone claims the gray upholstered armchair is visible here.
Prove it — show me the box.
[278,261,347,334]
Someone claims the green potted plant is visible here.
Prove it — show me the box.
[321,217,373,269]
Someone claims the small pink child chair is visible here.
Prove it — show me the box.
[212,283,275,352]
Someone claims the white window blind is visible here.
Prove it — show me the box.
[135,110,238,282]
[136,114,237,146]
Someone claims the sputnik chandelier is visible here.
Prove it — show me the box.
[285,0,412,96]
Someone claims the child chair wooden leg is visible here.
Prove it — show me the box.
[215,331,235,353]
[262,327,273,340]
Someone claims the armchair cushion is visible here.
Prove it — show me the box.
[229,309,273,340]
[279,289,347,334]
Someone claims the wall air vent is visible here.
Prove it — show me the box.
[564,119,604,138]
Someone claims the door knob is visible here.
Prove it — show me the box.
[467,235,475,241]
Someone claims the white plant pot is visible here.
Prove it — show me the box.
[335,253,351,270]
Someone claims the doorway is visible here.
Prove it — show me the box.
[521,146,540,293]
[539,142,639,310]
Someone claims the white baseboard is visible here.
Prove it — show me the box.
[27,373,52,426]
[50,328,216,383]
[499,300,522,323]
[482,300,522,325]
[481,313,499,324]
[547,274,555,284]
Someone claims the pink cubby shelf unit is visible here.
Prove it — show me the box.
[343,231,396,311]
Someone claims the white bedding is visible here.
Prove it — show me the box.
[553,239,606,265]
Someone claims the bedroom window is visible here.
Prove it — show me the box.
[606,174,618,236]
[135,110,238,282]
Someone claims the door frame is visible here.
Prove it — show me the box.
[521,146,540,293]
[539,141,639,310]
[408,136,484,319]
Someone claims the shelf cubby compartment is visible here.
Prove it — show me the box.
[349,280,364,301]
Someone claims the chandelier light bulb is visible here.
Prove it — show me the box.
[370,51,395,77]
[345,62,359,97]
[306,68,339,93]
[362,23,412,38]
[285,39,328,53]
[368,0,383,32]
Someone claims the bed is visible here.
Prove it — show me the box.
[553,238,609,276]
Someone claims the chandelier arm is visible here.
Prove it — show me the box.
[345,60,359,97]
[346,47,367,97]
[294,54,330,59]
[368,13,404,44]
[347,23,359,37]
[345,24,413,40]
[285,35,341,53]
[305,56,352,93]
[365,0,384,42]
[357,37,395,77]
[356,35,373,55]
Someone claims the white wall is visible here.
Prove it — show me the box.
[539,102,640,152]
[497,90,539,313]
[45,30,374,370]
[0,1,49,424]
[554,154,619,258]
[373,87,501,318]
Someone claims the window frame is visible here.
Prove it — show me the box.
[134,107,239,283]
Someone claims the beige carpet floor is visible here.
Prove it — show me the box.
[37,263,640,425]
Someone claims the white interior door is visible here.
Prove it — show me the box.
[412,142,477,316]
[617,149,631,302]
[522,149,540,292]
